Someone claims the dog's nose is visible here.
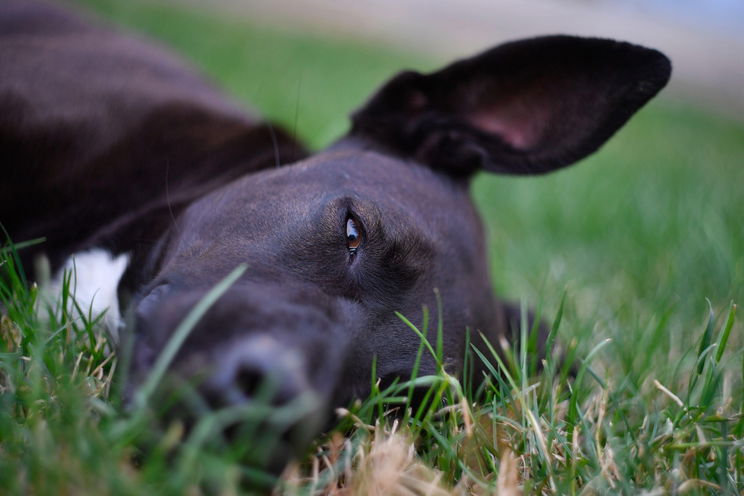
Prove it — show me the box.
[202,336,311,408]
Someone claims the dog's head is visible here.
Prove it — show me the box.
[126,34,670,466]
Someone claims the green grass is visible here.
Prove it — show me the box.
[2,0,743,493]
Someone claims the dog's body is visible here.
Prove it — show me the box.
[1,0,670,471]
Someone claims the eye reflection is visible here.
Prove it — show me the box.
[346,217,361,252]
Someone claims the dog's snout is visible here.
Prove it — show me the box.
[128,281,352,470]
[203,336,310,408]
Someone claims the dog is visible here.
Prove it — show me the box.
[1,0,670,472]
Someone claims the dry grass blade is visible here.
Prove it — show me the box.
[350,424,450,496]
[496,449,522,496]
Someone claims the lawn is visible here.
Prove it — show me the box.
[1,0,742,494]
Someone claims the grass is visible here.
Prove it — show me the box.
[2,0,743,493]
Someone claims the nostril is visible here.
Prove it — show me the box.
[235,366,264,399]
[231,362,295,406]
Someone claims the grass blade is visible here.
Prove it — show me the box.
[714,303,736,363]
[133,264,247,410]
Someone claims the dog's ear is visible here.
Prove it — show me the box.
[349,35,671,176]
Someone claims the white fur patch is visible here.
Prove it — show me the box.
[47,249,130,342]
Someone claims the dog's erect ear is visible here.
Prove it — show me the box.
[349,35,671,176]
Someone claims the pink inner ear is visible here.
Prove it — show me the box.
[468,103,547,151]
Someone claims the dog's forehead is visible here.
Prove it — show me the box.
[233,149,467,206]
[173,150,477,259]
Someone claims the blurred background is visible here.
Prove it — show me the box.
[74,0,743,367]
[74,0,744,141]
[193,0,744,122]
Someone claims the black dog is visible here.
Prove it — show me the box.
[1,0,670,472]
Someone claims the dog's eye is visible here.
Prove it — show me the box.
[346,217,361,253]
